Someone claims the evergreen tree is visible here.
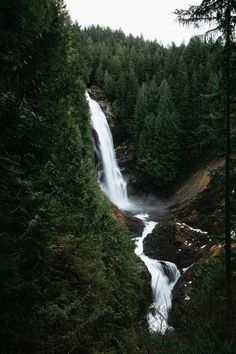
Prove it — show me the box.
[175,0,236,332]
[136,80,180,185]
[103,69,114,97]
[76,23,231,183]
[0,2,141,352]
[95,62,104,86]
[153,79,180,184]
[126,67,139,122]
[133,83,149,142]
[136,112,156,174]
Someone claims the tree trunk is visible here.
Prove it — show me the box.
[225,0,232,332]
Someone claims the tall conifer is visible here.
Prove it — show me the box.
[175,0,236,331]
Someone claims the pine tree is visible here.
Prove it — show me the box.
[103,69,115,99]
[133,83,149,143]
[126,67,139,118]
[136,112,156,174]
[175,0,236,332]
[136,80,180,185]
[95,62,104,86]
[0,3,141,352]
[153,79,180,184]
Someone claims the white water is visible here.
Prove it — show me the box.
[86,91,180,333]
[86,92,131,210]
[135,214,180,333]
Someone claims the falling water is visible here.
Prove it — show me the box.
[135,214,180,333]
[86,91,180,333]
[86,92,131,210]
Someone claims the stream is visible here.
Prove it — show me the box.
[86,91,180,334]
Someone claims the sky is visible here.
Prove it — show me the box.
[64,0,206,46]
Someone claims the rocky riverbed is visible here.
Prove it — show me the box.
[89,85,229,333]
[122,159,227,332]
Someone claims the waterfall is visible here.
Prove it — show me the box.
[86,91,180,334]
[135,214,180,333]
[86,92,131,210]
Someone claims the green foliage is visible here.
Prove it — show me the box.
[163,334,235,354]
[0,2,142,353]
[136,80,180,185]
[77,25,229,186]
[133,83,149,142]
[79,26,166,141]
[1,2,235,353]
[172,258,236,352]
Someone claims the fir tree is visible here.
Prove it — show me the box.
[136,80,180,185]
[175,0,236,332]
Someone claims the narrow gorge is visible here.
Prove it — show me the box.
[87,91,181,334]
[1,2,235,352]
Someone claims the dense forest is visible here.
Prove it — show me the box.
[0,1,143,353]
[74,24,235,186]
[0,0,235,353]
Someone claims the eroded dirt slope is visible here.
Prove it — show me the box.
[169,159,225,210]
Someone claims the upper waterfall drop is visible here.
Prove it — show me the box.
[86,92,131,210]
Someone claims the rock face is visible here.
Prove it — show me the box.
[142,159,227,270]
[137,261,153,324]
[143,220,211,270]
[111,205,152,322]
[89,88,231,334]
[124,212,144,236]
[142,217,213,330]
[168,262,198,330]
[89,87,153,320]
[115,142,139,188]
[89,86,161,192]
[124,214,154,322]
[114,152,226,333]
[141,160,228,332]
[89,86,115,128]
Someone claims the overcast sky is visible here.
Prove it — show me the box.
[64,0,205,46]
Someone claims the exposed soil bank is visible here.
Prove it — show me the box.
[143,159,227,267]
[90,85,234,333]
[145,158,235,330]
[122,158,230,331]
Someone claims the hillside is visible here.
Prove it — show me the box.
[1,2,235,353]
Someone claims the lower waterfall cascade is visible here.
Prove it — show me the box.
[86,91,180,333]
[134,214,180,333]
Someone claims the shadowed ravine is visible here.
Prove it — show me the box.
[86,92,180,334]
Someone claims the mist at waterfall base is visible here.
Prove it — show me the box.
[86,92,180,333]
[86,92,158,213]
